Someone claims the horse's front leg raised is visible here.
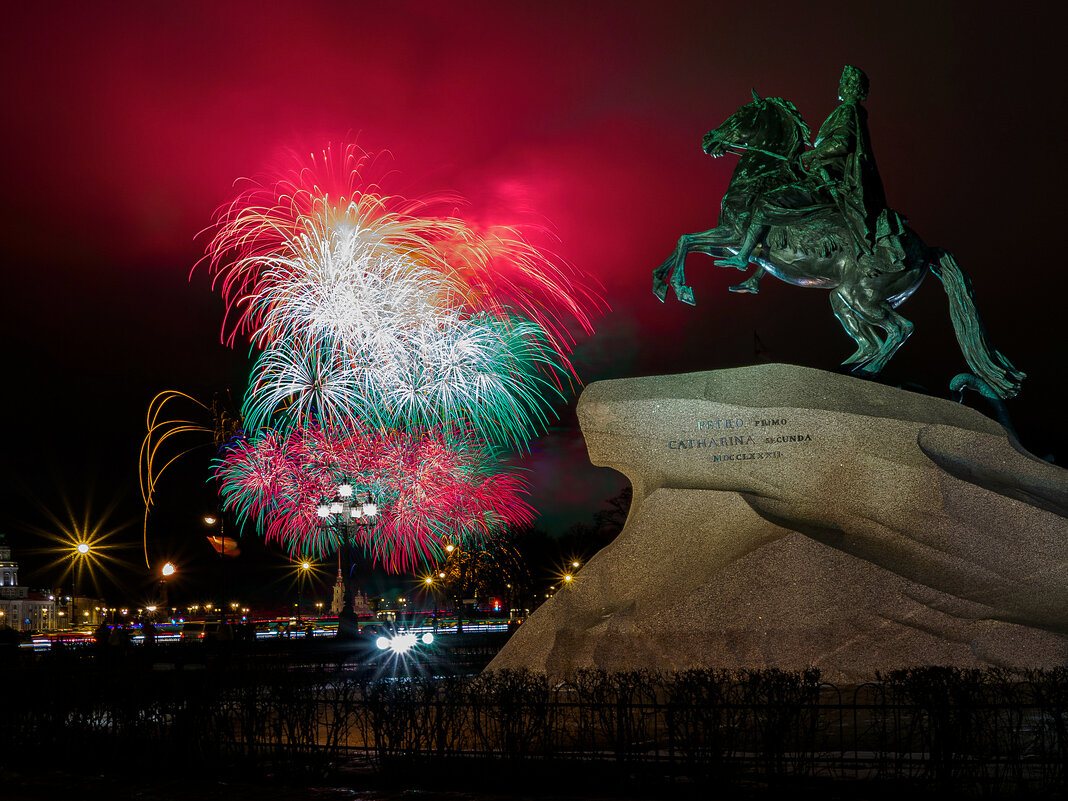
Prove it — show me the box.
[652,237,684,302]
[653,228,734,305]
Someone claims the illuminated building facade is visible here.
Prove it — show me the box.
[0,536,57,632]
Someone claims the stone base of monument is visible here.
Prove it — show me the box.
[488,364,1068,683]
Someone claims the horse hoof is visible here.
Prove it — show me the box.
[676,285,696,306]
[841,349,872,366]
[653,279,668,302]
[729,283,759,294]
[850,363,882,377]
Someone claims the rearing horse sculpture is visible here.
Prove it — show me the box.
[652,92,1024,399]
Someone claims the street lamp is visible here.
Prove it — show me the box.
[72,541,92,627]
[159,562,176,617]
[204,515,230,620]
[422,575,443,623]
[316,483,378,613]
[296,560,312,622]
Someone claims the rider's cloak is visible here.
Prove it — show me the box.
[806,100,888,255]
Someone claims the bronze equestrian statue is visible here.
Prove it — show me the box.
[652,66,1024,399]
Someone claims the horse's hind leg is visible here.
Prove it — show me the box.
[730,265,767,294]
[830,289,882,365]
[838,283,915,375]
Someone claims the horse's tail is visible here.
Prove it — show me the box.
[928,250,1025,399]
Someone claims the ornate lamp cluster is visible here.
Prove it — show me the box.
[315,483,378,528]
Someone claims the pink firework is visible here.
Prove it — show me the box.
[201,142,601,368]
[432,223,602,373]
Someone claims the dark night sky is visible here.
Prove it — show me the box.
[2,2,1065,601]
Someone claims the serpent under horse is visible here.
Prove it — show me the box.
[652,92,1024,399]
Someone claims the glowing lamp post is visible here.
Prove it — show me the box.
[296,560,312,623]
[316,483,378,613]
[203,514,231,621]
[423,575,440,624]
[72,541,92,627]
[159,562,176,615]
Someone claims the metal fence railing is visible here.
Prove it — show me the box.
[1,647,1064,795]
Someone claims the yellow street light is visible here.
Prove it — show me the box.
[161,562,176,577]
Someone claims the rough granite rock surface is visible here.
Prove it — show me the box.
[488,364,1068,682]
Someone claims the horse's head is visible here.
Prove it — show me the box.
[702,90,810,162]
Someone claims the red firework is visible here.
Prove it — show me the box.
[214,424,533,572]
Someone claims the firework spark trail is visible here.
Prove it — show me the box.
[239,318,563,449]
[249,213,462,350]
[139,390,243,568]
[433,224,602,367]
[204,148,466,346]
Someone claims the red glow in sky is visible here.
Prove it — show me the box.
[2,2,1065,588]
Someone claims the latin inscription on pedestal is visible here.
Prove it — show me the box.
[667,415,813,463]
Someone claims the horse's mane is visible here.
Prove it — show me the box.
[764,96,811,153]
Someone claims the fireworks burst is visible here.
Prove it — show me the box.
[203,143,599,369]
[214,426,534,572]
[240,312,565,449]
[198,143,600,571]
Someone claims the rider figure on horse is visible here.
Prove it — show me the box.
[801,65,907,273]
[653,66,1025,400]
[716,65,905,275]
